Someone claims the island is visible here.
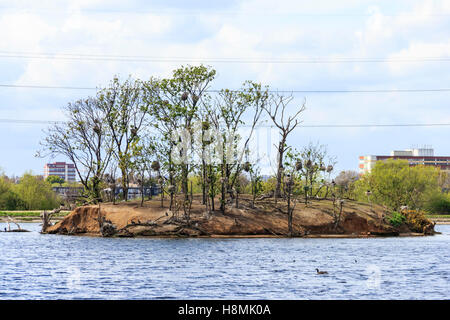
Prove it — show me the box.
[44,196,436,238]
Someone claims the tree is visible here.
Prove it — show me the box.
[0,175,25,210]
[158,65,216,208]
[263,93,305,200]
[97,76,150,201]
[356,159,441,211]
[210,82,268,212]
[46,176,65,186]
[130,135,157,206]
[13,173,60,210]
[334,170,359,199]
[298,142,335,197]
[38,97,113,201]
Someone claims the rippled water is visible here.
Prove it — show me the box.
[0,223,449,299]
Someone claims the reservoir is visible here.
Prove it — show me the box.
[0,223,449,299]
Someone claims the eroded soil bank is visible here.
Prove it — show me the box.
[45,196,436,238]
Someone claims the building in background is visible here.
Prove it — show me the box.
[44,162,76,182]
[359,147,450,175]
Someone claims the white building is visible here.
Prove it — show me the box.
[44,162,76,182]
[359,147,450,175]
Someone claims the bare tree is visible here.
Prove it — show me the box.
[38,97,113,201]
[263,94,306,200]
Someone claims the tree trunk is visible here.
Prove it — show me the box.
[121,167,128,201]
[275,139,285,199]
[209,165,215,212]
[287,183,293,236]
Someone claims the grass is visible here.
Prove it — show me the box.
[0,211,70,217]
[426,214,450,219]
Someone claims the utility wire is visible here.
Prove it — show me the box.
[1,52,450,63]
[0,118,448,128]
[2,84,450,93]
[1,7,450,17]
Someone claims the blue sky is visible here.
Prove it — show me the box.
[0,0,449,177]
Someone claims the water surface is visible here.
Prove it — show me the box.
[0,223,449,299]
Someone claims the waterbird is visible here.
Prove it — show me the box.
[316,268,328,275]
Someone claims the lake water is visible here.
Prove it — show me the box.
[0,223,449,300]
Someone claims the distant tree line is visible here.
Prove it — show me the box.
[353,159,450,214]
[0,173,60,210]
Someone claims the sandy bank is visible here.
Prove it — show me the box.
[44,195,436,238]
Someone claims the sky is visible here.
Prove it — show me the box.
[0,0,449,178]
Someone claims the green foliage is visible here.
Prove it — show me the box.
[0,176,25,210]
[355,159,441,211]
[0,174,60,210]
[388,211,406,227]
[0,189,26,210]
[261,176,277,195]
[424,192,450,214]
[45,175,65,185]
[0,211,69,217]
[12,173,60,210]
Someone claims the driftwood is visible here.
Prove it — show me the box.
[2,216,30,232]
[95,207,117,237]
[40,207,63,233]
[257,191,274,201]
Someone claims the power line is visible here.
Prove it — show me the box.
[2,84,450,93]
[0,118,448,128]
[0,84,96,90]
[1,7,450,17]
[1,51,450,63]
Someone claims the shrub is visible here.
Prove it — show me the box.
[388,211,406,227]
[424,193,450,214]
[402,209,433,233]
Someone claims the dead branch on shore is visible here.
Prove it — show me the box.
[40,207,63,233]
[2,215,31,232]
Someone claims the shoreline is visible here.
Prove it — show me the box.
[14,230,433,239]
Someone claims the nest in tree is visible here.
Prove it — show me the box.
[202,121,210,130]
[243,161,251,172]
[192,95,199,103]
[151,161,160,172]
[305,159,312,168]
[93,124,101,134]
[181,92,189,101]
[295,161,302,171]
[326,165,333,173]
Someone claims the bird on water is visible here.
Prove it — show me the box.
[316,268,328,275]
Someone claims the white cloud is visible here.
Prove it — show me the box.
[1,0,450,175]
